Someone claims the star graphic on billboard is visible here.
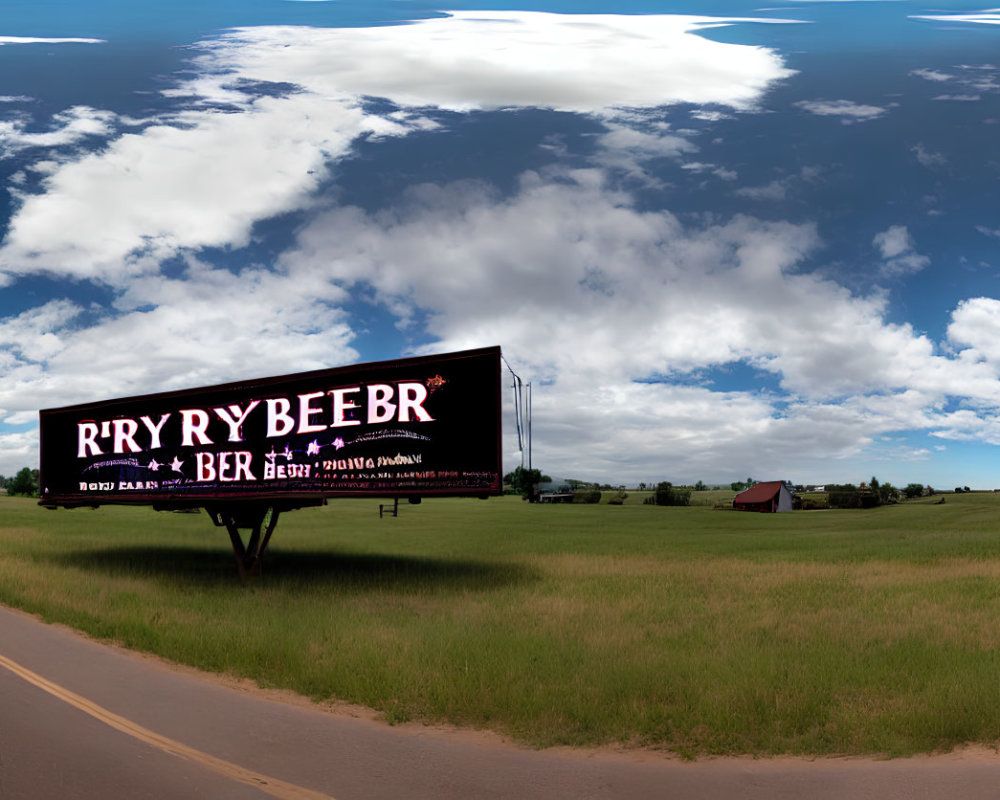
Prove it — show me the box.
[170,457,184,473]
[147,459,161,471]
[333,437,345,450]
[307,440,320,456]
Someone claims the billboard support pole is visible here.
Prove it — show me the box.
[207,504,280,580]
[527,381,532,471]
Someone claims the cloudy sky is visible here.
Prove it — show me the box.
[1,0,999,488]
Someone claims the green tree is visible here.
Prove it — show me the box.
[649,481,691,507]
[903,483,925,500]
[503,467,549,501]
[8,467,38,497]
[878,482,900,504]
[828,484,861,509]
[856,476,884,509]
[694,480,707,491]
[607,489,628,505]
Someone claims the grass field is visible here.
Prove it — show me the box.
[3,492,1000,758]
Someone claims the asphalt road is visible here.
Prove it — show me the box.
[3,603,1000,799]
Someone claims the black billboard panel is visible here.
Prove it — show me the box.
[39,347,502,508]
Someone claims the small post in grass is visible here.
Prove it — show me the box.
[379,497,399,518]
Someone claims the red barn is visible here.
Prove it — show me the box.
[733,481,793,513]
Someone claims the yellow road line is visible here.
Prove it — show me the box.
[0,653,336,800]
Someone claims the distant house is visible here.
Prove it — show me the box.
[538,492,574,503]
[536,478,572,494]
[534,477,574,504]
[733,481,794,513]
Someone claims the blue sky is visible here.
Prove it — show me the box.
[1,0,999,488]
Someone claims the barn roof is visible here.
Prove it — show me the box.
[733,481,785,504]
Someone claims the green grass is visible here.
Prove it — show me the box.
[3,493,1000,757]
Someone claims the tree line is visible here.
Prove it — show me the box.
[1,467,39,497]
[501,468,965,509]
[811,478,937,509]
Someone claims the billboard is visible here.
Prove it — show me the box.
[39,347,502,509]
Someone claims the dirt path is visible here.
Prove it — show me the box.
[1,603,999,799]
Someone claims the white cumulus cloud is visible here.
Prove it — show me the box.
[0,106,118,158]
[873,225,931,277]
[2,165,999,481]
[948,297,1000,365]
[4,11,999,484]
[911,68,955,82]
[0,261,358,421]
[271,172,1000,480]
[734,179,788,201]
[0,12,797,286]
[0,97,395,283]
[795,99,887,122]
[192,13,797,115]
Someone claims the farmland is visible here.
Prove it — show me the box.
[2,492,1000,757]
